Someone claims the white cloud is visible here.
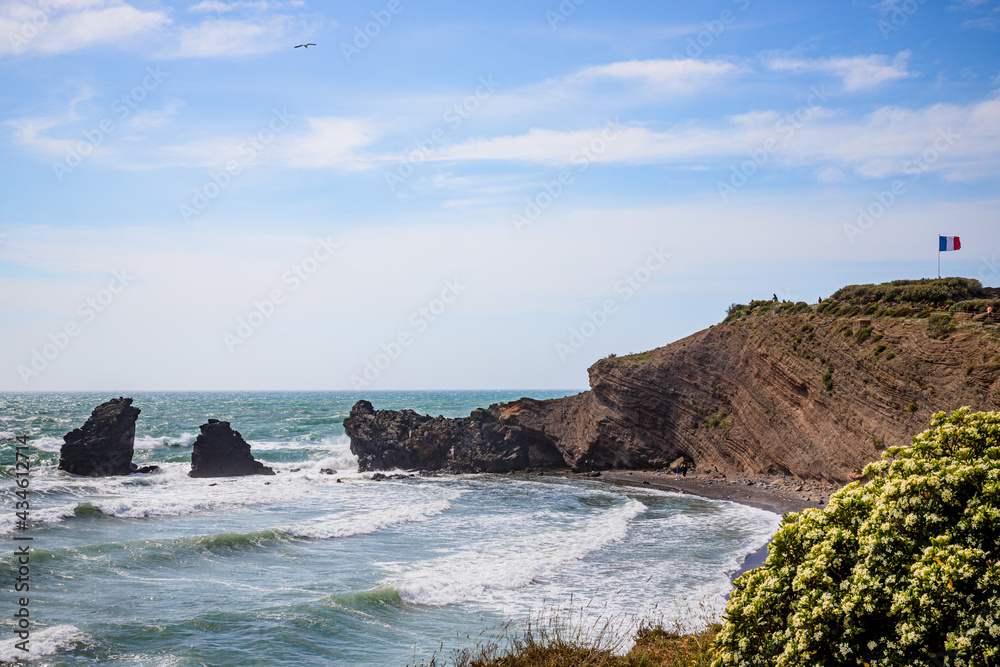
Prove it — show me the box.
[276,117,377,169]
[429,96,1000,181]
[126,100,184,131]
[569,58,740,92]
[169,16,294,57]
[767,51,912,91]
[1,0,169,57]
[189,0,300,11]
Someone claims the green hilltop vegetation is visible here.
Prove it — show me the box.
[724,277,1000,324]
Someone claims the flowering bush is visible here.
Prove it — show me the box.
[714,408,1000,667]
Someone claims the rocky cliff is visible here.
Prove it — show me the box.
[189,419,275,477]
[346,279,1000,483]
[60,397,142,476]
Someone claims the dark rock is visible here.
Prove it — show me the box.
[319,468,336,475]
[189,419,275,478]
[134,465,161,474]
[370,472,387,481]
[59,397,141,476]
[344,399,567,473]
[290,468,301,473]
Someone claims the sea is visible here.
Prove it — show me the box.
[0,391,781,666]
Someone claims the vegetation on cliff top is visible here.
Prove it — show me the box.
[724,278,1000,324]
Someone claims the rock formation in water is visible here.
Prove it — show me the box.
[59,397,142,476]
[346,279,1000,483]
[345,399,566,473]
[189,419,275,477]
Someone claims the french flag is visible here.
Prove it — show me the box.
[939,236,961,251]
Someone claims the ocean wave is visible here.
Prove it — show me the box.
[326,585,403,610]
[133,432,199,449]
[30,436,64,453]
[0,624,86,662]
[0,465,451,540]
[286,498,453,539]
[391,498,646,607]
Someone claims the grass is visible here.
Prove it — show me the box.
[412,602,722,667]
[705,409,731,429]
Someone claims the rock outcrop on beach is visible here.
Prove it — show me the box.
[345,400,566,473]
[347,279,1000,483]
[59,397,142,476]
[189,419,275,477]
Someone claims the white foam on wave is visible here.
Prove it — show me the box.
[391,497,645,606]
[248,434,352,452]
[0,456,403,533]
[0,624,85,662]
[0,431,15,440]
[30,436,64,453]
[133,432,198,449]
[287,494,455,539]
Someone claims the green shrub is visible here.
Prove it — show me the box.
[714,408,1000,667]
[928,313,957,339]
[951,298,1000,314]
[875,343,887,355]
[890,305,915,318]
[856,326,873,343]
[886,351,896,360]
[831,278,985,305]
[706,409,731,429]
[909,401,918,412]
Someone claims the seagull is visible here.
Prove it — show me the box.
[295,43,316,49]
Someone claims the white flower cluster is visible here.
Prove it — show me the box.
[713,408,1000,667]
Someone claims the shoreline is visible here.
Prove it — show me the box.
[592,469,838,515]
[550,468,842,582]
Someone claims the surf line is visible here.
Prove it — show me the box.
[10,434,33,653]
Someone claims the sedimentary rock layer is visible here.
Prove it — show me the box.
[347,310,1000,482]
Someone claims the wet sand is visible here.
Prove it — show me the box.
[595,469,840,515]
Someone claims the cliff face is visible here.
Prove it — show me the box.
[347,306,1000,483]
[60,397,141,476]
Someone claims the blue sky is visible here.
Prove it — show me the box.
[1,0,999,391]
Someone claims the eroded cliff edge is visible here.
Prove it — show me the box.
[345,279,1000,483]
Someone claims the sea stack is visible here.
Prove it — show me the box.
[59,397,141,476]
[344,399,567,473]
[189,419,275,478]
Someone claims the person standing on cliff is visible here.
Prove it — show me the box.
[449,446,455,461]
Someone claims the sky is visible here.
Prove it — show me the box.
[1,0,999,391]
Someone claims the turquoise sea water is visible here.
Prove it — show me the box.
[0,392,780,665]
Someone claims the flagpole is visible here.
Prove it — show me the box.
[938,235,941,279]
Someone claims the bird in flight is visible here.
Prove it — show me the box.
[295,43,316,48]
